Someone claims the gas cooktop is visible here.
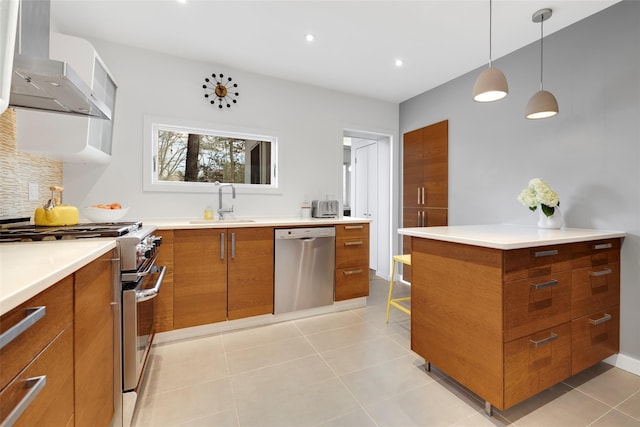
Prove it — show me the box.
[0,221,143,242]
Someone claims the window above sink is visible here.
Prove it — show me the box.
[143,116,279,194]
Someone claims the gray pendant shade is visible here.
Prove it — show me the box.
[525,8,558,120]
[473,67,509,102]
[525,89,558,119]
[472,0,508,103]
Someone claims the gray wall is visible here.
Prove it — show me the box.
[400,1,640,366]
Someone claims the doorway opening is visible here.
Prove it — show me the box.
[343,129,392,280]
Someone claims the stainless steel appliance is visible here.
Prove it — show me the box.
[311,200,340,218]
[274,227,335,314]
[0,220,165,427]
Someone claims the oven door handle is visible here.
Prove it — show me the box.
[135,265,167,302]
[122,253,159,282]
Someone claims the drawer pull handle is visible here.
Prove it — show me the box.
[2,375,47,427]
[343,269,363,276]
[534,249,558,257]
[593,243,612,250]
[344,225,364,230]
[530,332,558,347]
[344,241,363,246]
[530,279,559,290]
[590,268,612,277]
[0,306,46,350]
[589,313,612,326]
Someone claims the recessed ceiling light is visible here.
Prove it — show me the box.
[395,59,404,67]
[176,0,187,4]
[305,33,315,42]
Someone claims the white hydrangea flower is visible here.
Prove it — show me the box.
[518,178,560,216]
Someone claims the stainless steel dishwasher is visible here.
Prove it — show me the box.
[274,227,336,314]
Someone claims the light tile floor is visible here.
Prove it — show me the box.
[133,275,640,427]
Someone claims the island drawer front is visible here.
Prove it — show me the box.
[571,262,620,319]
[335,267,369,301]
[572,239,621,269]
[336,223,369,239]
[572,306,619,375]
[0,276,73,391]
[504,244,574,281]
[0,327,74,427]
[504,322,572,409]
[504,270,572,342]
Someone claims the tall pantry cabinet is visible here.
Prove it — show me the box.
[402,120,448,281]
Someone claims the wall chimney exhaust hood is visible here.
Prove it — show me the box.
[9,0,111,120]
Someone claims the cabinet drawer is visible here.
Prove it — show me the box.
[572,306,619,375]
[0,276,73,391]
[335,223,369,239]
[572,239,620,269]
[335,267,369,301]
[571,263,620,318]
[504,244,573,281]
[504,270,572,342]
[0,327,74,427]
[504,322,572,409]
[336,237,369,269]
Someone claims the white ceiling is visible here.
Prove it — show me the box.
[50,0,620,103]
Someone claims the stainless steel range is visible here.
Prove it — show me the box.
[0,221,165,427]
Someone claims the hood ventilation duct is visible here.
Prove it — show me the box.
[9,0,111,119]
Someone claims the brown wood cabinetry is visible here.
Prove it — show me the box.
[74,250,117,427]
[174,228,228,329]
[227,227,274,320]
[335,223,370,301]
[154,229,174,332]
[410,237,621,412]
[402,120,448,281]
[0,277,74,427]
[173,227,275,328]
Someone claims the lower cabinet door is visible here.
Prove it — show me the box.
[572,306,620,375]
[0,327,73,427]
[504,322,572,409]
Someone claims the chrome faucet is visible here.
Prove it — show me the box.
[215,182,236,220]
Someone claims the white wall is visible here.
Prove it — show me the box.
[400,1,640,367]
[61,40,398,222]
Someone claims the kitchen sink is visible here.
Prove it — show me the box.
[188,219,256,224]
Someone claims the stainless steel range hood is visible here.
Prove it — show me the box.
[9,0,111,120]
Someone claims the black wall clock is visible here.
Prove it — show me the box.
[203,73,239,109]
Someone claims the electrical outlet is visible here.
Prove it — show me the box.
[29,183,39,201]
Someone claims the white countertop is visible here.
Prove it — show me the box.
[0,239,116,315]
[146,216,371,230]
[398,224,625,250]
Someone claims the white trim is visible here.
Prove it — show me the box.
[603,353,640,376]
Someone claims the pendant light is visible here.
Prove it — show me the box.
[472,0,508,102]
[525,8,558,119]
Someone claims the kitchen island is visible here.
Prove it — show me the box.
[398,224,625,415]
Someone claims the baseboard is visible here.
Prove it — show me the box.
[603,353,640,376]
[153,298,367,346]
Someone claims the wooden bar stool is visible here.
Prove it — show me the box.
[386,254,411,323]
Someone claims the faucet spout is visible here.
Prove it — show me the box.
[215,182,236,220]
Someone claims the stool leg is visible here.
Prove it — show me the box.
[386,260,396,323]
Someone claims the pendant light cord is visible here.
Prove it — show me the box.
[539,18,544,90]
[488,0,493,68]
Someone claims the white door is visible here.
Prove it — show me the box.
[354,143,378,271]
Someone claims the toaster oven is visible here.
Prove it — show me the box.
[311,200,340,218]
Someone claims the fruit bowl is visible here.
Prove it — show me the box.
[84,206,129,223]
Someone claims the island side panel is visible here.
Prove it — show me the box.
[411,237,505,409]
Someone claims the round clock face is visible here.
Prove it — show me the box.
[203,73,239,109]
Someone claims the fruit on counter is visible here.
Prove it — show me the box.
[92,203,122,209]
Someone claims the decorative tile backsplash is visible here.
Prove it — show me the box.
[0,108,63,219]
